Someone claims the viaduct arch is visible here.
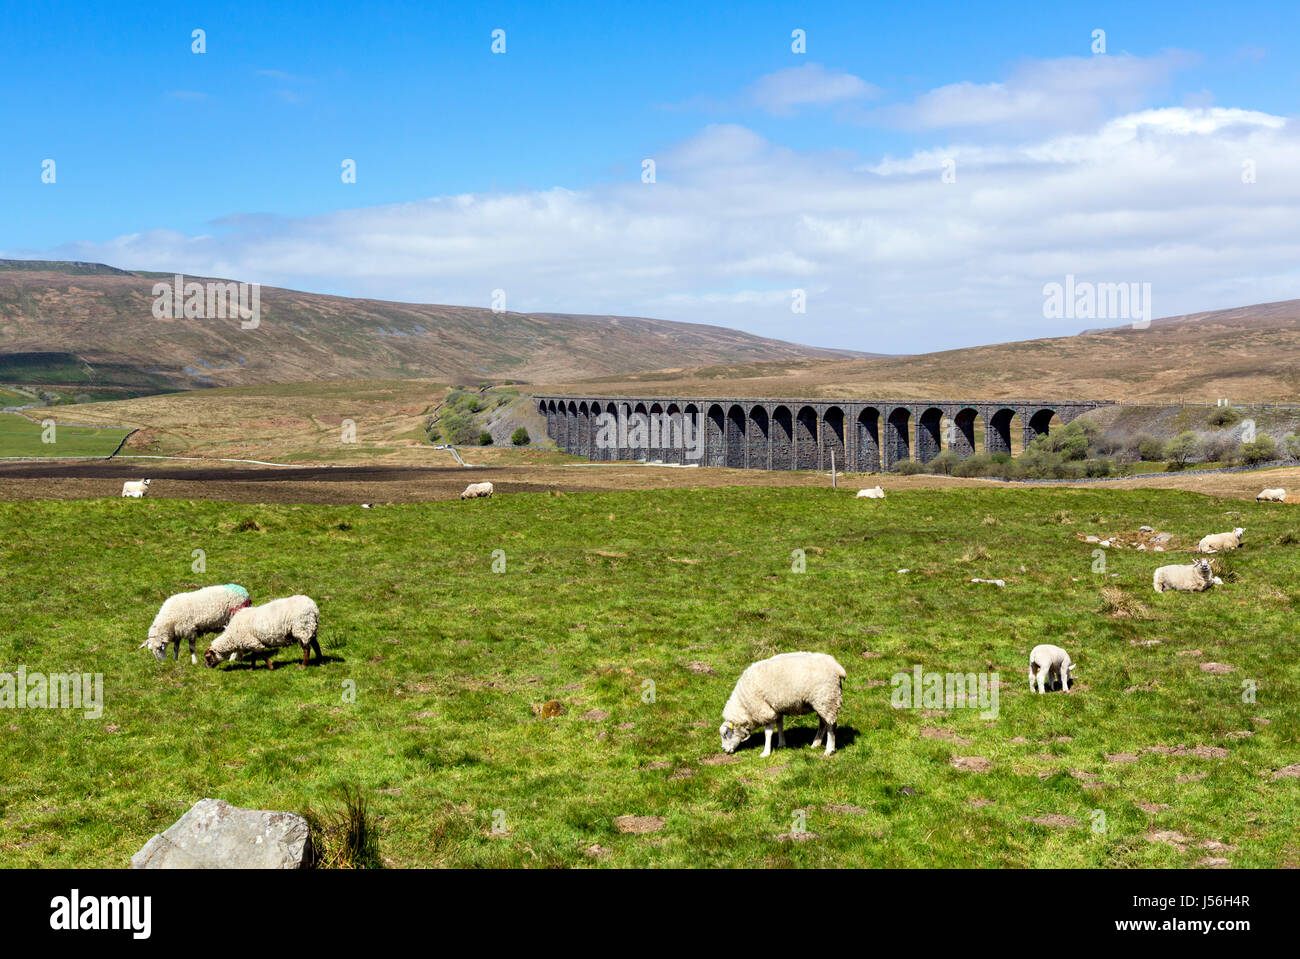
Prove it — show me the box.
[534,395,1109,472]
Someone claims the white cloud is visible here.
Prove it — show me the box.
[867,52,1197,133]
[18,104,1300,354]
[746,63,878,115]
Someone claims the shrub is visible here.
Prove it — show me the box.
[1238,434,1276,465]
[1165,431,1198,466]
[1198,432,1239,464]
[1283,433,1300,460]
[511,427,530,446]
[477,431,494,446]
[893,459,925,475]
[1207,406,1241,428]
[1130,434,1167,462]
[926,449,962,475]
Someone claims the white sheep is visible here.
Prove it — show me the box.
[140,584,251,664]
[121,479,151,498]
[1028,644,1075,694]
[1256,488,1286,503]
[1197,527,1244,553]
[460,482,494,499]
[856,486,885,499]
[1153,557,1215,593]
[720,651,845,757]
[203,595,321,670]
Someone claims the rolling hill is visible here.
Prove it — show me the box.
[0,260,868,393]
[542,298,1300,403]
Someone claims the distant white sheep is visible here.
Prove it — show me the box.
[121,479,151,498]
[141,584,251,664]
[1256,488,1286,503]
[1197,527,1244,553]
[1153,558,1215,593]
[204,595,321,670]
[1028,643,1075,694]
[856,486,885,499]
[460,482,494,499]
[720,651,845,757]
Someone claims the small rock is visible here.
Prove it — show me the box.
[131,799,310,869]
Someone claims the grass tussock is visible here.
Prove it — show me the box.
[1098,585,1149,619]
[305,785,382,869]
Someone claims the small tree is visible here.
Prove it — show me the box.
[511,427,530,446]
[1207,406,1240,428]
[477,431,493,446]
[1165,431,1198,467]
[1283,433,1300,460]
[1238,434,1276,465]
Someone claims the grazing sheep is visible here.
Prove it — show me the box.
[1153,557,1216,593]
[1028,644,1075,694]
[856,486,885,499]
[121,479,151,498]
[1197,527,1244,553]
[1256,488,1286,503]
[204,595,321,670]
[720,651,845,757]
[140,584,251,664]
[460,482,494,499]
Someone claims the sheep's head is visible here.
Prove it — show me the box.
[719,720,751,753]
[1193,558,1214,581]
[202,647,220,668]
[1234,527,1245,543]
[140,631,167,661]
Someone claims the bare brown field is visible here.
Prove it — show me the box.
[2,456,1294,505]
[36,379,452,465]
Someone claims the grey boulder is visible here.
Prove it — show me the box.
[131,798,311,869]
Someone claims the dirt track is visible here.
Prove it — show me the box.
[0,459,1294,505]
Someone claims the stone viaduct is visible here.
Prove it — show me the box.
[534,395,1111,472]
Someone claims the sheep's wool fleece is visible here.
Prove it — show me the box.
[149,584,251,646]
[723,652,845,729]
[210,595,319,657]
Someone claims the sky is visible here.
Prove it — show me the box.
[2,0,1298,353]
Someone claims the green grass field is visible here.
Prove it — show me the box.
[0,412,132,458]
[2,485,1297,867]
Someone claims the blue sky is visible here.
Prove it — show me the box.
[2,1,1298,352]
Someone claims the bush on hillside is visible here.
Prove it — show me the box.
[511,427,530,446]
[1238,434,1276,465]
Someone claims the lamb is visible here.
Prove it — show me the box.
[1153,557,1216,593]
[720,651,845,757]
[856,486,885,499]
[140,584,251,664]
[1196,528,1244,553]
[1028,643,1075,694]
[460,482,494,499]
[1256,488,1286,503]
[121,479,151,498]
[203,595,321,670]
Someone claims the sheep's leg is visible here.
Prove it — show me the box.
[300,644,310,668]
[811,717,825,749]
[776,715,786,749]
[824,723,836,756]
[761,723,775,757]
[265,656,275,671]
[172,640,180,661]
[1035,667,1047,694]
[1028,666,1036,691]
[310,638,323,665]
[188,636,197,666]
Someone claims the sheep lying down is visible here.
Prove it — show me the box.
[1257,488,1286,503]
[1153,558,1216,593]
[1197,528,1243,553]
[720,652,845,757]
[204,595,321,670]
